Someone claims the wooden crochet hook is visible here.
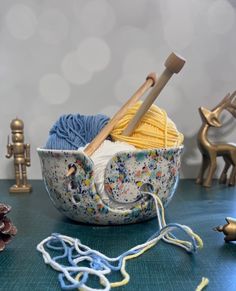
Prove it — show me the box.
[66,73,157,177]
[122,52,185,136]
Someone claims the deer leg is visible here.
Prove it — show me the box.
[219,157,231,184]
[196,155,210,185]
[228,155,236,186]
[228,166,236,186]
[203,154,217,187]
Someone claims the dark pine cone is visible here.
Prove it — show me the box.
[0,203,17,251]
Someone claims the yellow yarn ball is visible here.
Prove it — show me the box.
[111,101,184,149]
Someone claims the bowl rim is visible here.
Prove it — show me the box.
[37,145,184,154]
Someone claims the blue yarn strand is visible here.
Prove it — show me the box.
[37,194,202,290]
[147,223,198,252]
[42,220,198,290]
[45,114,110,150]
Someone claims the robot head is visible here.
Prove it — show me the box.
[10,118,24,133]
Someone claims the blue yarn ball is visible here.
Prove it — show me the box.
[45,114,110,150]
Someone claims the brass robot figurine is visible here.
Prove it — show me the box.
[6,118,32,193]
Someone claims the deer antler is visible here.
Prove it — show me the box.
[212,91,236,118]
[224,91,236,118]
[212,93,231,111]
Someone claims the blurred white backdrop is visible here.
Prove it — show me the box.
[0,0,235,179]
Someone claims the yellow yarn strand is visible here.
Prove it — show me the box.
[110,242,156,288]
[111,101,184,149]
[73,193,203,290]
[157,192,203,250]
[196,277,209,291]
[110,194,203,289]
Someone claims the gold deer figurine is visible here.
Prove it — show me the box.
[196,92,236,187]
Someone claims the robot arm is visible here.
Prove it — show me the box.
[25,144,31,166]
[6,144,13,159]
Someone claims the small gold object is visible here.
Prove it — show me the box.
[5,118,32,193]
[214,217,236,242]
[196,92,236,187]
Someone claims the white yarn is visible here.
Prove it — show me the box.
[79,140,136,194]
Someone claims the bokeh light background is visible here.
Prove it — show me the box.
[0,0,236,179]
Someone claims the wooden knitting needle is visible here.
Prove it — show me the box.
[122,52,185,136]
[66,73,157,177]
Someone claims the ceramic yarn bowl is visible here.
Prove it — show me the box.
[37,146,183,225]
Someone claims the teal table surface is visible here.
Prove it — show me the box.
[0,179,236,291]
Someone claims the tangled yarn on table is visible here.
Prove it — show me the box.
[37,193,204,291]
[45,114,110,150]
